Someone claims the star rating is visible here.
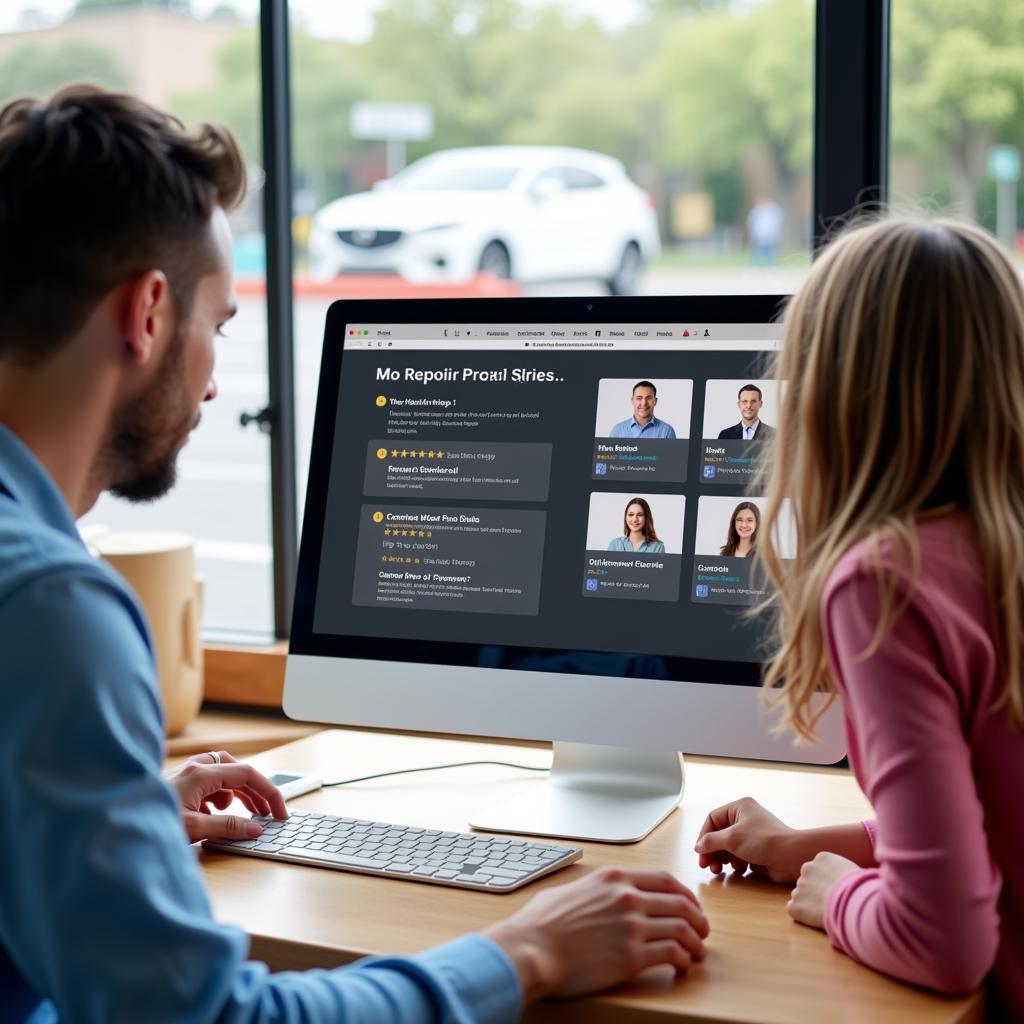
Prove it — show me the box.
[387,449,445,459]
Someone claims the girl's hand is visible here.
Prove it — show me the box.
[694,796,807,882]
[788,852,859,930]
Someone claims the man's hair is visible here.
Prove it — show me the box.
[633,380,657,395]
[738,384,762,400]
[0,85,246,366]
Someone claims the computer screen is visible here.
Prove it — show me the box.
[286,296,844,842]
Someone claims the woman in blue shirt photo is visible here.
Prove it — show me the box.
[609,497,666,553]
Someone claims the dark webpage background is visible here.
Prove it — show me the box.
[312,345,775,670]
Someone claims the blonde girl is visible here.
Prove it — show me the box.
[694,217,1024,1014]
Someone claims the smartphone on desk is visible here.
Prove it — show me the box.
[265,770,322,801]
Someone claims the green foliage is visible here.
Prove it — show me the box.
[170,28,260,159]
[652,0,812,182]
[0,40,129,104]
[892,0,1024,216]
[70,0,1024,235]
[355,0,638,161]
[171,27,368,203]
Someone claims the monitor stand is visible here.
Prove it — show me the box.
[468,741,685,844]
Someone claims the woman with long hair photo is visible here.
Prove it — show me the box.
[719,501,760,557]
[608,497,665,553]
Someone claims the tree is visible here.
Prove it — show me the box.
[171,27,367,205]
[891,0,1024,219]
[651,0,813,242]
[356,0,648,167]
[0,40,129,105]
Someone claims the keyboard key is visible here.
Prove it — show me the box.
[283,849,391,870]
[485,865,532,879]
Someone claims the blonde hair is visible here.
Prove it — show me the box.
[758,215,1024,740]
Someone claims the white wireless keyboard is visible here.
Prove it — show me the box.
[204,809,582,892]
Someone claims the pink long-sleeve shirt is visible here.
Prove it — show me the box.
[822,513,1023,1013]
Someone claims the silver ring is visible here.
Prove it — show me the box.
[207,750,221,765]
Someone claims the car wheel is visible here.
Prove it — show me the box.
[478,241,512,279]
[607,242,642,295]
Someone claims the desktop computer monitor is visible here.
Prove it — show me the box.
[285,295,845,843]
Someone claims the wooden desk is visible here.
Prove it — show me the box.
[200,729,982,1024]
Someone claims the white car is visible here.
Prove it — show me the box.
[309,146,660,294]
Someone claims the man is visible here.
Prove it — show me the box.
[718,384,775,441]
[609,380,676,438]
[0,87,709,1022]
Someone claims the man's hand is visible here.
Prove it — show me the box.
[694,796,807,882]
[484,867,709,1001]
[787,852,859,930]
[165,751,288,843]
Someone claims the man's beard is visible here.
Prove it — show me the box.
[104,331,199,503]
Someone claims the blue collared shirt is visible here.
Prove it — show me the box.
[608,416,676,439]
[608,535,666,553]
[0,425,521,1024]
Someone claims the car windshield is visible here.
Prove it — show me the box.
[392,164,519,191]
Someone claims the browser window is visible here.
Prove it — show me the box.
[305,322,789,669]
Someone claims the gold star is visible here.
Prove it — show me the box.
[383,528,390,536]
[427,531,432,538]
[380,555,386,562]
[427,450,435,458]
[418,530,425,537]
[391,449,398,457]
[414,558,421,564]
[435,450,444,458]
[419,450,426,458]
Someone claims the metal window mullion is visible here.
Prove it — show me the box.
[813,0,891,250]
[260,0,298,637]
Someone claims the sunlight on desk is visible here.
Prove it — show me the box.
[199,728,983,1024]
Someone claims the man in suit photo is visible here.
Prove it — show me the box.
[718,384,775,441]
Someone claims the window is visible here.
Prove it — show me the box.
[0,2,274,635]
[890,1,1024,254]
[562,167,605,190]
[2,1,900,641]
